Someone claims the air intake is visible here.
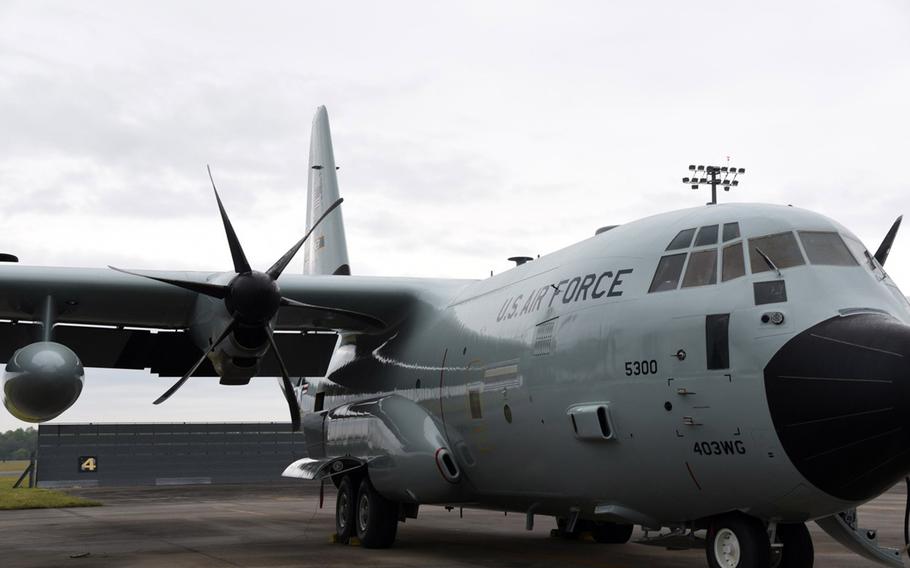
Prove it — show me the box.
[567,403,615,441]
[435,448,461,483]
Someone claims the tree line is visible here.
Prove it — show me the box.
[0,428,37,460]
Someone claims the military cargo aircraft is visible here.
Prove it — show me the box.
[2,106,908,568]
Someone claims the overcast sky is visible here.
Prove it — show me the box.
[1,1,909,430]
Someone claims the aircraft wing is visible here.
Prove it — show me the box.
[0,266,429,377]
[0,266,199,329]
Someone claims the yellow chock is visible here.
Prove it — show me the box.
[329,534,361,546]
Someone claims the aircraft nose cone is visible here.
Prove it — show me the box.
[765,313,910,502]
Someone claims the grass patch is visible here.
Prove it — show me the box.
[0,478,101,510]
[0,460,28,473]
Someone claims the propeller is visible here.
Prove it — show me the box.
[111,166,381,430]
[874,215,902,267]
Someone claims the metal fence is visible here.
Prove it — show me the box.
[36,422,308,487]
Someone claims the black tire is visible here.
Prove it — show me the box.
[355,477,398,549]
[706,514,770,568]
[775,523,814,568]
[590,521,634,544]
[335,475,356,544]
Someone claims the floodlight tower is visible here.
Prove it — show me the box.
[682,164,745,205]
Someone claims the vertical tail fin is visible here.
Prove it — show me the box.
[303,106,351,276]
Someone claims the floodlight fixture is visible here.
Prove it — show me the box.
[681,161,746,204]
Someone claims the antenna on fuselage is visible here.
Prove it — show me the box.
[683,164,745,205]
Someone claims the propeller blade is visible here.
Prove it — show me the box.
[153,319,236,405]
[266,197,344,280]
[110,266,228,299]
[874,215,902,267]
[265,327,302,431]
[280,296,386,330]
[208,165,252,274]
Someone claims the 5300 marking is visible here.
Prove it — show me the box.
[624,360,658,376]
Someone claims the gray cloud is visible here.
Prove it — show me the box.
[1,0,909,426]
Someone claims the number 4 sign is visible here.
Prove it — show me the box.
[79,456,97,473]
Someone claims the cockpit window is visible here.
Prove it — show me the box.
[682,249,718,287]
[722,242,745,281]
[666,229,696,251]
[694,225,719,246]
[798,231,858,266]
[748,232,805,274]
[649,253,687,292]
[722,222,740,242]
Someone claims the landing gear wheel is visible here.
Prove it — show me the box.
[590,521,634,544]
[334,475,356,544]
[706,514,770,568]
[773,523,814,568]
[355,477,399,549]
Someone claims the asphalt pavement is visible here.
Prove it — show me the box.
[0,482,905,567]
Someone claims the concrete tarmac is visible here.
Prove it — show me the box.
[0,483,906,567]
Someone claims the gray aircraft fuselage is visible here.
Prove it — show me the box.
[4,105,905,565]
[307,201,910,527]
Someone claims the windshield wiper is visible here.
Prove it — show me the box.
[754,247,782,278]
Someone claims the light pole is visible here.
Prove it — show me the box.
[683,164,745,205]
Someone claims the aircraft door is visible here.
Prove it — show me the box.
[660,312,714,384]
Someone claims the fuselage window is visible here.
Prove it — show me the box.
[705,314,730,370]
[798,231,858,266]
[843,235,882,275]
[754,280,787,305]
[694,225,719,246]
[682,249,718,288]
[666,228,696,251]
[723,222,740,242]
[722,242,745,281]
[748,232,805,274]
[649,253,687,292]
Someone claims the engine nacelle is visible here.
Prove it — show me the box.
[3,342,84,422]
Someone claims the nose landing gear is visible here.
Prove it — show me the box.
[706,514,813,568]
[772,523,814,568]
[706,514,770,568]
